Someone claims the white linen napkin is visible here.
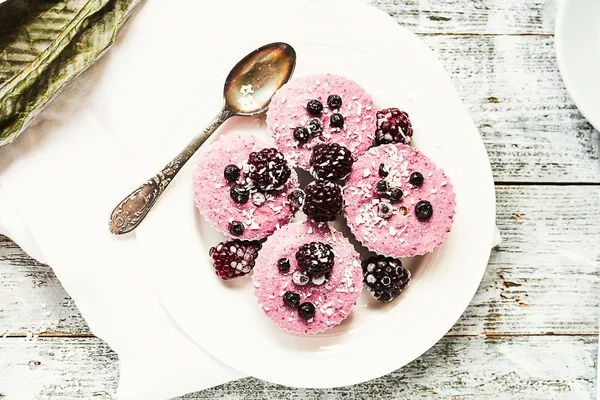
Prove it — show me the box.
[0,1,501,398]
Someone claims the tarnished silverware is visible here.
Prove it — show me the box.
[108,42,296,235]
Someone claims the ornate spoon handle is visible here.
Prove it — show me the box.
[108,107,232,235]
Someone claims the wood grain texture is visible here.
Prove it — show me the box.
[0,336,595,399]
[421,35,600,183]
[368,0,559,34]
[2,186,598,338]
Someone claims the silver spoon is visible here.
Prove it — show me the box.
[108,42,296,235]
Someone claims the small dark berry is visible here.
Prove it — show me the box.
[230,184,249,204]
[252,192,266,207]
[378,163,389,178]
[229,221,244,236]
[330,113,344,128]
[278,257,291,272]
[377,202,394,219]
[307,118,323,135]
[307,99,323,115]
[282,292,301,308]
[293,127,310,143]
[287,189,305,209]
[389,187,404,202]
[327,94,342,109]
[374,179,388,194]
[298,302,316,321]
[415,200,433,221]
[409,171,424,187]
[224,164,240,182]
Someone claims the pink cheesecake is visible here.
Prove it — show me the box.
[266,74,376,170]
[344,144,456,257]
[252,222,363,335]
[192,132,298,241]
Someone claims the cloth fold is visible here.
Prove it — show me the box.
[0,0,501,398]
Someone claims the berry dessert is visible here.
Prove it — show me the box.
[266,74,376,170]
[362,255,411,303]
[374,108,414,146]
[209,240,262,280]
[193,132,299,240]
[252,222,363,334]
[343,144,456,257]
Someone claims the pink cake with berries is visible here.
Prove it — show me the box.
[252,222,363,334]
[266,74,377,170]
[344,144,456,257]
[192,132,299,241]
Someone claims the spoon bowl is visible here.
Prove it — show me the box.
[225,42,296,115]
[108,42,296,235]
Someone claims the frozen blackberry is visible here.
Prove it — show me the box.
[409,171,424,187]
[327,94,342,109]
[329,113,344,128]
[282,292,301,308]
[295,242,334,278]
[287,189,305,209]
[223,164,240,182]
[230,184,249,204]
[302,180,343,222]
[298,302,316,321]
[362,255,411,303]
[307,99,323,115]
[309,143,354,181]
[246,148,291,191]
[229,221,244,236]
[278,257,291,272]
[209,240,261,280]
[415,200,433,221]
[374,108,414,145]
[293,126,310,143]
[307,118,323,136]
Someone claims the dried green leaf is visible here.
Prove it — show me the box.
[0,0,140,147]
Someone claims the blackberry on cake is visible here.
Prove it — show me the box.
[309,143,354,181]
[246,148,291,191]
[295,242,334,278]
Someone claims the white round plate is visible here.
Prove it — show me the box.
[136,2,495,389]
[556,0,600,130]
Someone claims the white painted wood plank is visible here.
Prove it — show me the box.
[369,0,558,34]
[1,186,598,337]
[421,35,600,183]
[0,336,595,399]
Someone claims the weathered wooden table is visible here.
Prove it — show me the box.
[1,0,598,398]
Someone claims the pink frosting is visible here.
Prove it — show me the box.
[344,144,456,257]
[252,222,363,335]
[266,74,376,170]
[192,132,298,241]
